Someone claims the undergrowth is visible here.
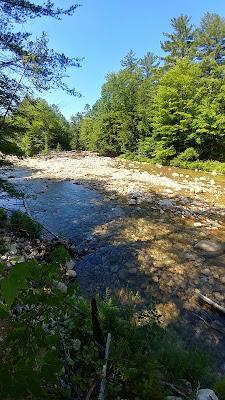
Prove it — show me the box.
[9,210,42,238]
[0,242,221,399]
[120,153,225,174]
[0,178,23,198]
[0,208,42,239]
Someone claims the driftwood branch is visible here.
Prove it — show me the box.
[199,293,225,315]
[161,381,190,400]
[98,333,111,400]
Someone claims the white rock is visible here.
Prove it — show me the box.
[194,222,202,227]
[128,198,137,205]
[66,259,76,270]
[195,240,224,256]
[66,270,77,278]
[56,282,68,294]
[197,389,219,400]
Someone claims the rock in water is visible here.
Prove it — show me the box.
[197,389,219,400]
[66,270,77,278]
[194,240,224,256]
[65,259,76,270]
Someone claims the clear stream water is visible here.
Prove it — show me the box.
[0,160,225,369]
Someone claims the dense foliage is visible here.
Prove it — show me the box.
[8,96,71,155]
[0,0,81,154]
[0,227,219,399]
[70,12,225,167]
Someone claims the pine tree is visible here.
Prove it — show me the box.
[121,50,138,72]
[0,0,82,117]
[139,52,159,78]
[196,13,225,64]
[161,15,196,64]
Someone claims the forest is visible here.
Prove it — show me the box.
[3,12,225,173]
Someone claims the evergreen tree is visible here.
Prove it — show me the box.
[196,13,225,64]
[139,52,159,78]
[121,50,138,72]
[0,0,81,117]
[161,15,196,64]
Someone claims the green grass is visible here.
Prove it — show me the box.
[170,158,225,173]
[9,211,42,238]
[120,153,225,174]
[0,178,23,198]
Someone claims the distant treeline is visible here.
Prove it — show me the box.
[3,12,225,169]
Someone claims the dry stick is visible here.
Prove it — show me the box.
[199,293,225,315]
[84,378,99,400]
[191,311,225,336]
[98,333,111,400]
[161,381,190,400]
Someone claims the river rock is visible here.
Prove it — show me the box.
[55,281,68,294]
[158,199,174,209]
[197,389,219,400]
[65,259,75,270]
[128,198,137,206]
[194,240,224,256]
[66,270,77,278]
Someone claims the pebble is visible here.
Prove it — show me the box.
[195,240,224,256]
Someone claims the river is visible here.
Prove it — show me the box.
[1,153,225,370]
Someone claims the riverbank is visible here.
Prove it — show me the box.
[120,153,225,174]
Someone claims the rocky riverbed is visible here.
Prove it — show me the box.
[2,152,225,371]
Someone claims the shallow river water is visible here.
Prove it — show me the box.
[1,156,225,370]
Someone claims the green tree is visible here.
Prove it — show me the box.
[11,97,70,155]
[79,117,96,151]
[191,61,225,160]
[161,15,196,64]
[70,112,84,150]
[95,69,143,154]
[152,59,200,162]
[139,52,159,78]
[121,49,138,72]
[0,0,81,155]
[196,13,225,64]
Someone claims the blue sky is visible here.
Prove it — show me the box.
[26,0,225,119]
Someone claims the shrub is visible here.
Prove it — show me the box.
[0,178,23,198]
[48,244,71,264]
[174,147,199,162]
[214,376,225,400]
[0,254,218,400]
[138,136,155,157]
[0,208,7,226]
[0,238,6,255]
[10,211,42,238]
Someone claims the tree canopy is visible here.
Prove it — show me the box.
[70,12,225,166]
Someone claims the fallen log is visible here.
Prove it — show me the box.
[199,293,225,315]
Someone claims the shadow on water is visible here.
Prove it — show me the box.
[1,165,225,371]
